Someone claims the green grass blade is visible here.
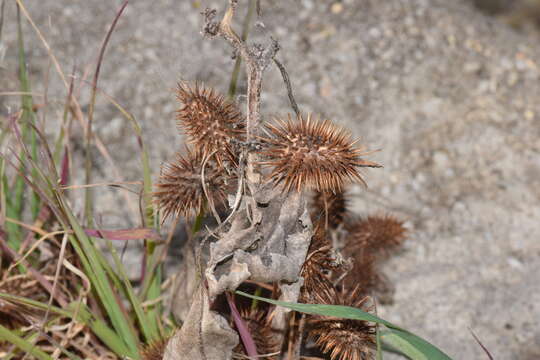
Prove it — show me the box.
[376,321,383,360]
[380,329,452,360]
[236,291,453,360]
[16,4,39,218]
[105,238,159,342]
[145,264,162,336]
[61,208,140,358]
[0,324,53,360]
[236,290,396,327]
[3,331,39,360]
[95,87,161,331]
[74,302,135,357]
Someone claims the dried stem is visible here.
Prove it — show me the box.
[84,0,129,224]
[204,0,279,185]
[273,58,300,117]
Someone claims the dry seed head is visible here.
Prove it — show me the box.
[141,337,171,360]
[176,82,245,165]
[258,114,381,193]
[312,190,348,229]
[300,246,338,303]
[233,308,281,359]
[346,215,407,256]
[342,215,406,295]
[153,148,227,222]
[308,286,376,360]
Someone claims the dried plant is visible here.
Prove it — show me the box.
[153,148,229,222]
[311,190,348,230]
[258,114,381,193]
[176,82,246,166]
[307,286,376,360]
[158,2,403,359]
[233,308,281,359]
[346,215,407,257]
[341,215,407,297]
[142,336,173,360]
[0,275,46,328]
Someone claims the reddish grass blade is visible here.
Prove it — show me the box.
[226,292,258,358]
[60,148,69,186]
[469,328,493,360]
[84,0,129,224]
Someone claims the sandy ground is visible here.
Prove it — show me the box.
[1,0,540,359]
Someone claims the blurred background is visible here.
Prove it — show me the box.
[1,0,539,358]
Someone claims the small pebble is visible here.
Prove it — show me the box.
[331,3,343,14]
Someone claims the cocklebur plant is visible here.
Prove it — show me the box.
[153,2,452,360]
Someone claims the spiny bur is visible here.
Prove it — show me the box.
[342,215,407,295]
[153,148,227,222]
[307,286,376,360]
[141,336,172,360]
[258,114,381,193]
[346,215,407,257]
[312,190,348,230]
[233,308,281,360]
[176,82,245,166]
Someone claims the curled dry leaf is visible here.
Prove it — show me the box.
[258,114,381,193]
[164,287,239,360]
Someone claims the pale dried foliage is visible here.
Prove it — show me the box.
[157,1,403,359]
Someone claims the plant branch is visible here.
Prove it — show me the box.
[204,0,279,184]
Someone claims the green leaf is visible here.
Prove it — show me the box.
[236,290,398,328]
[61,209,141,359]
[376,321,383,360]
[105,237,159,342]
[381,329,452,360]
[0,324,53,360]
[235,291,453,360]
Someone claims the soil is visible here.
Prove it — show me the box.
[1,0,540,358]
